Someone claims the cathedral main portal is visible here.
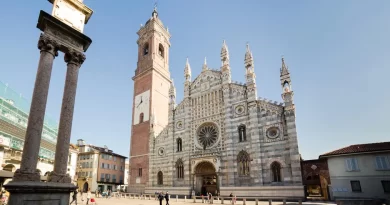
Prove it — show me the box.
[194,161,217,196]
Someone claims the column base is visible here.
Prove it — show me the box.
[4,181,76,205]
[12,169,41,182]
[47,171,72,183]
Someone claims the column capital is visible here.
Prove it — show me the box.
[64,49,86,66]
[38,34,59,57]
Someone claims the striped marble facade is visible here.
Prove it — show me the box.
[145,44,304,198]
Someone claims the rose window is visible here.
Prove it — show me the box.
[266,127,280,139]
[197,123,218,149]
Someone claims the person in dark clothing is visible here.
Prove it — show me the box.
[70,189,78,205]
[158,192,164,205]
[165,192,170,205]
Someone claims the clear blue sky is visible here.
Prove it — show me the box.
[0,1,389,159]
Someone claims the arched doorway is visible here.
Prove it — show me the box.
[83,182,89,192]
[194,161,217,196]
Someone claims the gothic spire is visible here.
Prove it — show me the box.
[221,40,229,65]
[184,58,191,82]
[280,56,289,75]
[169,79,176,99]
[244,44,254,73]
[202,57,208,72]
[151,108,157,128]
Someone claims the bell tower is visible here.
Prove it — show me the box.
[129,7,171,193]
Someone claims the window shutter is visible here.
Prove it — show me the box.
[345,159,352,171]
[352,158,359,171]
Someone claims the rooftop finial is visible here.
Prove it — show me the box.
[152,1,158,17]
[246,43,250,52]
[202,57,208,72]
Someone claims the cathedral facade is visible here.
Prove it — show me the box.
[129,9,304,198]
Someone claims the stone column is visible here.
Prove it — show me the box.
[13,34,58,181]
[49,50,85,183]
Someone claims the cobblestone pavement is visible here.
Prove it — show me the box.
[72,196,336,205]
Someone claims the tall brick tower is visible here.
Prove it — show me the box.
[128,7,171,193]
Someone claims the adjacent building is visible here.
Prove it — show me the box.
[319,142,390,202]
[0,81,78,183]
[300,158,330,200]
[76,139,127,192]
[128,8,304,198]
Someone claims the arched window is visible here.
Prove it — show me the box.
[238,125,246,142]
[271,161,282,182]
[143,43,149,55]
[283,81,291,93]
[177,138,182,152]
[237,150,250,176]
[158,44,164,58]
[157,171,163,185]
[175,159,184,179]
[139,113,144,123]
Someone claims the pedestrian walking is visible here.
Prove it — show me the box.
[80,188,84,202]
[70,189,78,205]
[86,188,91,204]
[165,191,170,205]
[158,192,164,205]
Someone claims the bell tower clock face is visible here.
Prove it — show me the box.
[133,90,150,125]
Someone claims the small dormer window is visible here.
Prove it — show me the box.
[143,43,149,55]
[158,44,164,58]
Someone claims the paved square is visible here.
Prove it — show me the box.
[72,196,336,205]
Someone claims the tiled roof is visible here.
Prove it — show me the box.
[319,142,390,158]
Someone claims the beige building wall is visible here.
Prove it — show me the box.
[327,152,390,200]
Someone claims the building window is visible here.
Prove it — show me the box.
[138,168,142,177]
[382,181,390,193]
[101,163,104,168]
[375,156,390,170]
[345,158,359,171]
[100,173,104,182]
[350,180,362,192]
[143,43,149,55]
[271,161,282,182]
[112,174,116,183]
[158,44,164,58]
[238,125,246,142]
[176,158,184,179]
[114,156,117,161]
[177,138,182,152]
[157,171,163,185]
[237,150,250,176]
[139,113,144,123]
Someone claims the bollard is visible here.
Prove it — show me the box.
[185,196,187,202]
[176,195,178,202]
[243,198,246,205]
[149,195,151,200]
[202,196,204,203]
[255,199,258,205]
[268,199,272,205]
[193,196,196,203]
[298,199,302,205]
[221,197,224,204]
[283,199,286,205]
